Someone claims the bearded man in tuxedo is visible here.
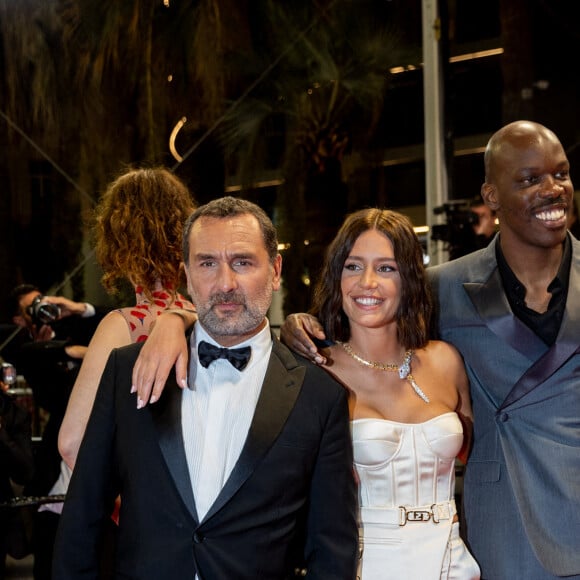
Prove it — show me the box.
[53,196,358,580]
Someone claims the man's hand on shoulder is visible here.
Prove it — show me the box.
[279,313,328,365]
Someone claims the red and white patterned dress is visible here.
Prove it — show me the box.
[116,283,195,343]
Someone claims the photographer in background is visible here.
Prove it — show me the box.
[11,284,100,344]
[5,284,107,580]
[432,196,498,260]
[8,284,106,437]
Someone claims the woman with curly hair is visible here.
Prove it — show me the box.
[58,167,197,468]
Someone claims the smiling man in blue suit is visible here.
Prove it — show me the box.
[53,197,358,580]
[430,121,580,579]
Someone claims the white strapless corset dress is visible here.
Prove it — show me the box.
[352,412,480,579]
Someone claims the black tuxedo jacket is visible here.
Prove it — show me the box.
[53,333,358,579]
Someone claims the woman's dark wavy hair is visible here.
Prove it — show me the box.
[311,208,432,350]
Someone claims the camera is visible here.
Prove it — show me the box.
[431,200,480,260]
[27,295,61,325]
[1,362,17,386]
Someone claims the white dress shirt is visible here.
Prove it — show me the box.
[182,321,272,522]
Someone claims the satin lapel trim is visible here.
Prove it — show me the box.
[203,336,305,522]
[501,244,580,409]
[464,269,547,361]
[150,376,198,522]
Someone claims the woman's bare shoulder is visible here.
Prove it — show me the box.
[90,309,132,345]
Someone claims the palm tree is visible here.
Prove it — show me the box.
[59,0,255,194]
[55,0,250,301]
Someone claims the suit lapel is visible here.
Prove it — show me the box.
[558,236,580,349]
[463,241,547,361]
[150,375,198,521]
[500,238,580,409]
[203,335,305,521]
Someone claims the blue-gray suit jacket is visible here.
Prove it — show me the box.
[429,234,580,579]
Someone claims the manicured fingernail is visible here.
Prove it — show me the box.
[149,394,157,404]
[137,397,145,409]
[180,379,188,389]
[130,385,137,393]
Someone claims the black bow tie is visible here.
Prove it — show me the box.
[197,340,251,371]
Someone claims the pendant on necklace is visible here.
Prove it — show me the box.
[339,342,430,404]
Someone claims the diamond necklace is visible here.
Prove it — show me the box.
[339,342,430,403]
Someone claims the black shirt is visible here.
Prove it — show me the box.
[496,235,571,346]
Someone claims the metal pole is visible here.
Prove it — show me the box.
[422,0,448,265]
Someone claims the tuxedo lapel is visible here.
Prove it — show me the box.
[203,335,305,521]
[150,375,198,521]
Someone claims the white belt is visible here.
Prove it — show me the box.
[359,499,456,527]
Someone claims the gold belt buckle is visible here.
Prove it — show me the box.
[398,504,441,526]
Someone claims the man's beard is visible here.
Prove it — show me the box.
[196,290,272,338]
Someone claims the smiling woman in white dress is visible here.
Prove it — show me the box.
[285,208,480,579]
